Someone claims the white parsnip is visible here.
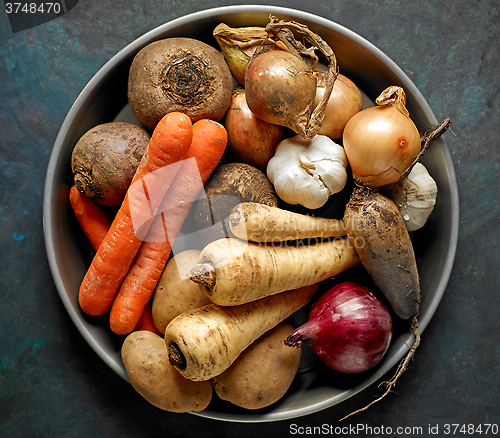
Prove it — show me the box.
[165,284,318,381]
[190,237,359,306]
[229,202,346,242]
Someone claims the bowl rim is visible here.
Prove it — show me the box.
[43,4,459,422]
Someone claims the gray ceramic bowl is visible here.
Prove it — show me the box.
[43,5,459,422]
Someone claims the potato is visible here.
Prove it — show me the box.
[71,122,150,206]
[152,250,211,333]
[121,330,212,412]
[193,162,279,245]
[212,322,301,410]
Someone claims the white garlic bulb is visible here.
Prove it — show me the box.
[388,162,438,231]
[266,135,348,209]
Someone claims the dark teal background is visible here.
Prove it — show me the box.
[1,1,499,437]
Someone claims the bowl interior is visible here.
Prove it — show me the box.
[43,5,459,423]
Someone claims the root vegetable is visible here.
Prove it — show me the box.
[339,119,451,420]
[341,186,421,419]
[134,302,162,336]
[69,185,111,251]
[109,119,227,335]
[189,237,359,306]
[343,187,420,320]
[71,122,150,207]
[78,112,193,316]
[128,37,233,131]
[192,162,279,246]
[165,284,318,381]
[213,322,301,409]
[152,250,212,334]
[229,202,346,242]
[121,330,212,412]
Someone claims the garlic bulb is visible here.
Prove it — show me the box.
[387,163,438,231]
[267,135,348,209]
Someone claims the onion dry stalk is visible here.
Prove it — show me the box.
[399,117,452,182]
[341,117,452,421]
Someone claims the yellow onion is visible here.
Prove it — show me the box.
[244,16,338,140]
[245,50,318,139]
[314,71,363,140]
[342,86,421,188]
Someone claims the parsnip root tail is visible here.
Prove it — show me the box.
[189,262,216,289]
[340,316,421,421]
[168,342,187,370]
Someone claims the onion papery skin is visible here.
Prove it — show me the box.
[342,104,421,188]
[245,50,317,138]
[285,282,392,374]
[225,88,285,168]
[314,72,363,140]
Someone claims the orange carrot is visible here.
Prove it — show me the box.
[78,112,193,316]
[69,185,111,251]
[109,119,228,335]
[133,301,162,336]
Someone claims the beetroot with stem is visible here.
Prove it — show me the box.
[285,282,392,374]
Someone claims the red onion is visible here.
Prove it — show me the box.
[285,282,392,374]
[225,88,284,168]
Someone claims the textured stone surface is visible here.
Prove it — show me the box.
[1,1,499,436]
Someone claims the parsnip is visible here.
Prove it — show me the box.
[229,202,346,242]
[165,284,318,381]
[190,237,359,306]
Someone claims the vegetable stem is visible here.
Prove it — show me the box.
[398,117,452,184]
[340,316,421,421]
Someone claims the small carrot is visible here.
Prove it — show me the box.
[189,236,360,306]
[133,301,162,336]
[69,185,111,251]
[109,119,227,335]
[229,202,346,242]
[78,112,193,316]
